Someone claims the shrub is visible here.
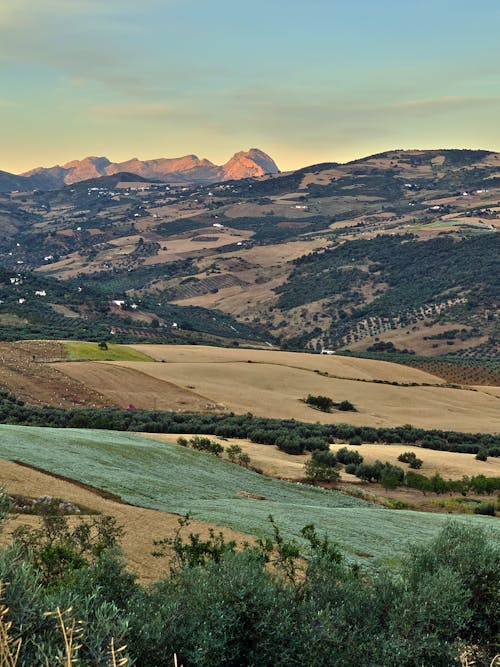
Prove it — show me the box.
[475,448,488,462]
[337,400,356,412]
[226,444,242,462]
[311,450,337,467]
[305,395,334,412]
[474,503,495,516]
[398,451,423,469]
[335,447,363,466]
[348,435,363,446]
[304,460,340,484]
[189,436,224,456]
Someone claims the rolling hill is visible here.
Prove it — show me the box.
[0,148,498,358]
[0,424,498,565]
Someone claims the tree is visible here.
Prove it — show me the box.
[226,444,242,462]
[380,468,401,490]
[337,400,356,412]
[398,451,423,469]
[304,459,340,484]
[305,395,334,413]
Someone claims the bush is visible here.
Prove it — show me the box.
[311,449,337,467]
[189,436,224,456]
[398,451,423,469]
[305,394,334,412]
[335,447,363,466]
[348,435,363,446]
[474,503,495,516]
[337,400,356,412]
[475,448,488,462]
[304,460,340,484]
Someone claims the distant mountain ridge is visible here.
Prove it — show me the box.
[6,148,279,191]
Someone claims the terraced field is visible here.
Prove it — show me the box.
[0,424,498,567]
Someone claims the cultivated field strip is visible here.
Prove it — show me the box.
[0,424,498,565]
[106,358,500,432]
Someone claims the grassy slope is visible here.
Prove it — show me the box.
[64,341,152,362]
[0,425,498,564]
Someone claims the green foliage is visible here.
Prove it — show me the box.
[2,425,498,568]
[473,503,496,516]
[65,341,151,361]
[337,399,356,412]
[305,393,334,412]
[152,514,238,574]
[311,449,338,467]
[0,486,499,666]
[353,460,405,486]
[12,504,123,586]
[1,389,499,456]
[398,450,424,468]
[188,435,224,456]
[305,395,357,414]
[335,447,363,465]
[304,459,340,484]
[226,445,252,467]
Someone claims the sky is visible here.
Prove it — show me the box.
[1,0,500,173]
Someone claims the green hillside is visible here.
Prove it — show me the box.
[1,424,498,564]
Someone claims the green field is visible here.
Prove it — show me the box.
[0,424,498,564]
[63,341,153,362]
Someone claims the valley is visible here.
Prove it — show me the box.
[0,148,498,357]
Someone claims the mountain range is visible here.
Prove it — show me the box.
[0,147,498,361]
[0,148,280,192]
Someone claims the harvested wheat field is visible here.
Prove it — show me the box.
[329,444,500,480]
[141,432,309,481]
[0,459,247,584]
[53,362,220,412]
[129,345,445,383]
[67,345,500,432]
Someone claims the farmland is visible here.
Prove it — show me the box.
[63,341,153,362]
[49,344,500,432]
[1,424,498,567]
[0,458,246,584]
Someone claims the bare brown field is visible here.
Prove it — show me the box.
[130,345,444,383]
[59,345,499,432]
[0,341,111,408]
[52,362,221,412]
[0,459,248,584]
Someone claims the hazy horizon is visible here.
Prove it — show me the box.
[2,0,499,173]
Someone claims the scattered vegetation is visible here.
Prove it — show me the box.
[305,394,356,413]
[0,497,498,666]
[0,389,499,457]
[397,451,424,469]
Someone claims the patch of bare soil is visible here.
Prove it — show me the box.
[0,459,249,584]
[52,361,223,412]
[0,341,112,408]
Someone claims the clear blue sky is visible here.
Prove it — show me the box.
[1,0,499,172]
